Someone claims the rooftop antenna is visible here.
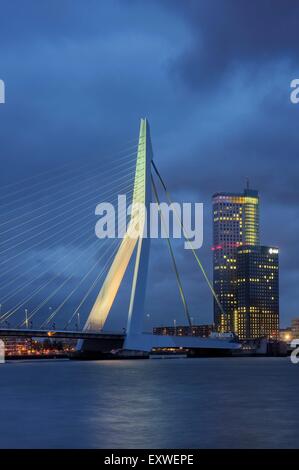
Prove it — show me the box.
[246,176,250,190]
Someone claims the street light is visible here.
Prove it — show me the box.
[25,309,29,329]
[146,313,150,332]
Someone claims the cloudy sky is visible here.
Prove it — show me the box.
[0,0,298,329]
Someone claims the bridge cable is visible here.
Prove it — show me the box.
[0,146,142,222]
[0,140,141,204]
[0,143,142,326]
[39,238,122,329]
[6,235,120,326]
[0,187,136,304]
[0,179,141,279]
[0,205,132,324]
[0,176,143,265]
[151,175,192,327]
[151,160,226,317]
[0,164,137,246]
[0,185,137,292]
[0,155,138,230]
[64,241,122,330]
[22,244,124,329]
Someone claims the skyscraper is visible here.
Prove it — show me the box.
[236,246,279,340]
[212,188,260,333]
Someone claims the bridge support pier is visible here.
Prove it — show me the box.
[72,336,125,359]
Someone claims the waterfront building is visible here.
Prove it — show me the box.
[212,187,260,333]
[235,246,279,340]
[153,324,214,338]
[1,337,32,356]
[279,328,293,343]
[291,318,299,339]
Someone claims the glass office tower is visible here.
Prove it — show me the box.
[212,188,260,333]
[236,246,279,340]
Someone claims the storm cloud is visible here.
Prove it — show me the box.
[0,0,298,328]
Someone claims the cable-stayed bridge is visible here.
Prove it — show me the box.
[0,119,240,356]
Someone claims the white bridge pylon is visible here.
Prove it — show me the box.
[78,118,241,354]
[81,118,153,348]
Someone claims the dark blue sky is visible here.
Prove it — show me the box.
[0,0,298,329]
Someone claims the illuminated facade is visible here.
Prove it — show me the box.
[2,337,32,356]
[212,188,260,333]
[291,318,299,339]
[279,328,293,342]
[153,324,213,338]
[235,246,279,340]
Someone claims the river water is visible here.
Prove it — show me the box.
[0,357,298,448]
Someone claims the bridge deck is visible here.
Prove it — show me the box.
[0,330,240,352]
[0,328,125,340]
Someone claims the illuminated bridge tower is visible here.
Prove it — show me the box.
[212,187,260,334]
[78,118,153,352]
